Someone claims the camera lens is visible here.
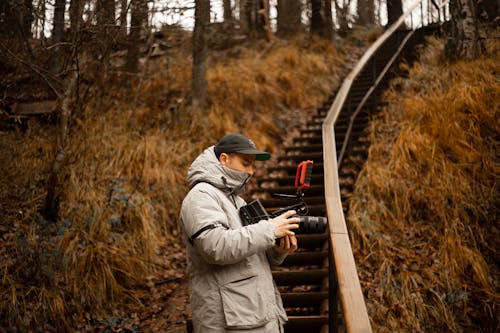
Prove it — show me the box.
[298,216,327,234]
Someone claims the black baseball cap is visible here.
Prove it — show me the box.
[214,133,271,161]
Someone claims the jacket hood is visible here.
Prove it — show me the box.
[187,146,250,195]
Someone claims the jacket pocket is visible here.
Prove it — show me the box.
[219,275,270,329]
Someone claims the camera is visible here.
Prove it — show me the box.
[239,160,327,234]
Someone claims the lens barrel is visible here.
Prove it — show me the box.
[298,216,327,234]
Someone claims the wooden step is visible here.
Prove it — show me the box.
[278,152,324,162]
[272,269,328,286]
[281,291,329,307]
[283,315,329,333]
[284,145,324,153]
[268,162,324,174]
[257,196,325,208]
[280,251,328,267]
[294,233,328,249]
[252,184,324,196]
[259,174,324,186]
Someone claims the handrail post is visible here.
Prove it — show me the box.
[329,240,338,333]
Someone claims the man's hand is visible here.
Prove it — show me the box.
[274,234,298,254]
[270,210,300,238]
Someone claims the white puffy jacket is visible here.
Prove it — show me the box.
[180,146,288,332]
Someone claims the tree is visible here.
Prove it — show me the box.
[69,0,83,37]
[323,0,333,38]
[0,0,33,42]
[357,0,375,26]
[445,0,483,61]
[310,0,333,38]
[239,0,248,31]
[192,0,210,109]
[277,0,302,37]
[224,0,233,26]
[50,0,66,73]
[386,0,403,26]
[120,0,129,38]
[96,0,115,27]
[52,0,66,43]
[43,69,78,221]
[335,0,350,34]
[240,0,270,38]
[311,0,325,34]
[125,0,148,74]
[96,0,116,74]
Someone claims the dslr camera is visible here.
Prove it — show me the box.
[239,160,327,234]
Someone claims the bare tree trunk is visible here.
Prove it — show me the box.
[245,0,257,35]
[311,0,325,34]
[125,0,147,74]
[0,1,13,37]
[224,0,233,25]
[43,70,78,221]
[311,0,333,38]
[50,0,66,73]
[192,0,210,109]
[260,0,274,40]
[357,0,375,26]
[96,0,116,81]
[120,0,128,38]
[1,0,34,38]
[335,0,350,34]
[32,0,45,38]
[52,0,65,42]
[239,0,248,32]
[277,0,303,37]
[242,0,267,38]
[19,0,33,38]
[445,0,483,61]
[96,0,116,43]
[323,0,333,39]
[386,0,403,26]
[69,0,83,37]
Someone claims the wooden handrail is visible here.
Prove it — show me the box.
[337,30,415,167]
[322,1,449,332]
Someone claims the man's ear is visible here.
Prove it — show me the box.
[219,153,229,165]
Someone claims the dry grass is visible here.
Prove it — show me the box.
[0,31,351,331]
[348,36,499,332]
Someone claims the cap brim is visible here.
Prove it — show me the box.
[236,149,271,161]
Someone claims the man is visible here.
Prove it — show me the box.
[180,133,300,332]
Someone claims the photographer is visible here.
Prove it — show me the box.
[180,133,299,332]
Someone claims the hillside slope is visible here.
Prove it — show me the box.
[348,37,499,332]
[0,30,370,332]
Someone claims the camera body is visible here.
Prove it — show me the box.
[239,198,327,234]
[239,160,327,234]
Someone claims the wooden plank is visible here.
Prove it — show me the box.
[12,100,57,115]
[272,269,328,286]
[284,315,328,332]
[281,291,329,307]
[280,250,328,266]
